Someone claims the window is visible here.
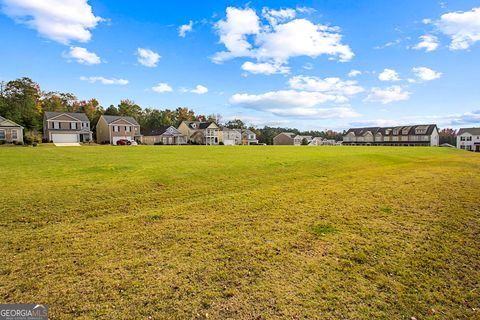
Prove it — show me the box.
[0,130,5,140]
[71,122,77,129]
[467,136,472,141]
[82,122,89,128]
[460,145,465,149]
[125,126,131,132]
[113,125,119,132]
[11,130,18,139]
[53,122,60,129]
[460,136,465,141]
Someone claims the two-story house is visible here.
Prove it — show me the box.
[220,128,242,145]
[220,128,258,145]
[273,132,296,145]
[177,121,219,145]
[457,128,480,152]
[343,124,439,147]
[0,115,23,143]
[242,129,258,145]
[96,115,141,145]
[294,135,313,146]
[43,112,92,143]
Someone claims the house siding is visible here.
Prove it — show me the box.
[273,133,294,145]
[0,126,23,143]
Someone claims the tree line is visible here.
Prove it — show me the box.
[1,77,457,145]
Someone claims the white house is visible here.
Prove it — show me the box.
[457,128,480,152]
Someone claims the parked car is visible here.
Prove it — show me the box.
[116,139,132,146]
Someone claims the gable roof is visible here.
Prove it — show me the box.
[142,126,182,136]
[458,128,480,136]
[182,121,218,130]
[276,132,295,138]
[346,124,437,136]
[44,112,89,122]
[0,116,23,128]
[101,115,139,125]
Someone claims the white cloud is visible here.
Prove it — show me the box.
[190,85,208,94]
[436,7,480,50]
[80,76,128,85]
[288,76,364,96]
[2,0,102,44]
[229,90,359,119]
[261,7,296,25]
[348,69,361,77]
[65,46,101,65]
[378,68,400,81]
[231,90,342,108]
[241,61,290,74]
[137,48,161,67]
[365,86,410,104]
[213,7,353,71]
[442,110,480,125]
[350,119,401,127]
[152,83,173,93]
[412,67,442,81]
[178,20,193,37]
[213,7,260,62]
[413,35,439,52]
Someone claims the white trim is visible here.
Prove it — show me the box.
[0,119,23,128]
[107,118,137,126]
[47,113,83,121]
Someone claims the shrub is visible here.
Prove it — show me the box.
[219,141,224,145]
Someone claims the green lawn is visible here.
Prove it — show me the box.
[1,145,479,319]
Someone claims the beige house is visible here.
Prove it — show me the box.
[309,137,338,146]
[0,115,23,143]
[177,121,219,145]
[273,132,295,145]
[294,135,313,146]
[219,128,242,145]
[219,128,258,145]
[343,124,439,146]
[96,115,141,144]
[43,112,92,143]
[141,126,187,145]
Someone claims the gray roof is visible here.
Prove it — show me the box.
[44,112,89,122]
[142,126,182,136]
[457,128,480,136]
[101,115,139,125]
[279,132,296,137]
[0,115,23,127]
[295,135,313,140]
[183,121,217,129]
[346,124,437,136]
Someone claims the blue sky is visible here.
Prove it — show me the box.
[1,0,479,130]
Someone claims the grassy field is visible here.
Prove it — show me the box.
[0,145,479,319]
